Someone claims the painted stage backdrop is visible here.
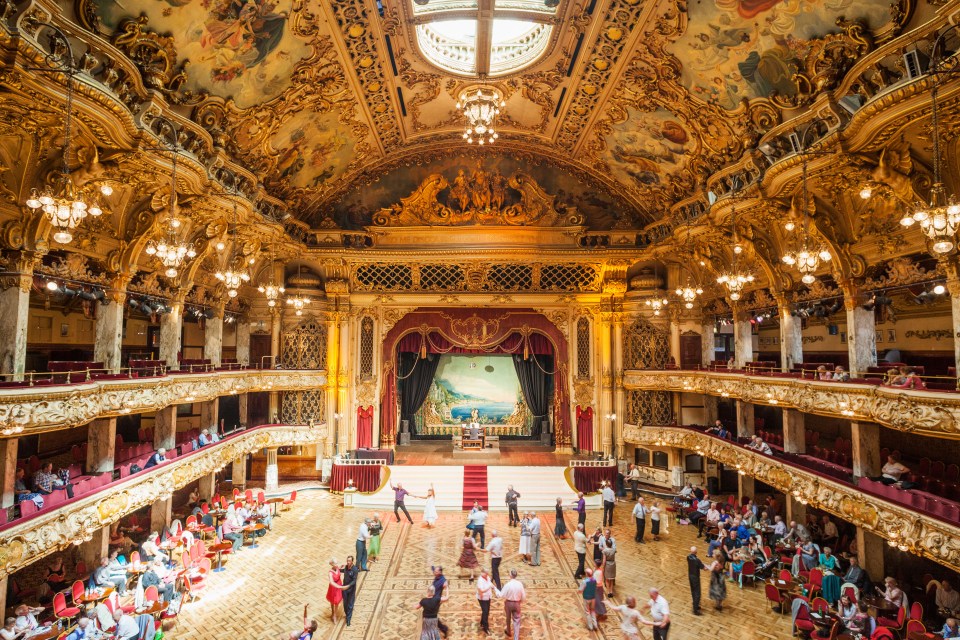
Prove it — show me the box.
[421,355,530,432]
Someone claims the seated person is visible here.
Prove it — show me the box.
[0,617,21,640]
[63,617,92,640]
[837,594,858,630]
[842,556,869,592]
[688,496,711,527]
[818,547,837,571]
[832,365,850,382]
[141,533,169,565]
[746,436,773,455]
[821,516,839,549]
[254,501,273,530]
[884,367,907,386]
[198,429,219,446]
[877,576,908,609]
[943,618,960,639]
[13,467,43,507]
[800,539,819,571]
[871,454,914,488]
[143,448,167,469]
[726,357,735,370]
[468,423,481,439]
[31,462,66,496]
[782,520,810,545]
[221,505,244,551]
[815,365,831,381]
[698,502,721,538]
[191,499,208,517]
[94,556,127,594]
[899,367,927,390]
[704,420,729,439]
[938,580,960,617]
[13,605,42,634]
[112,610,139,640]
[143,558,176,602]
[692,485,705,501]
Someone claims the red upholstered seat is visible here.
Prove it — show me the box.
[53,592,81,622]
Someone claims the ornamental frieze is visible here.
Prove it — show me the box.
[623,425,960,573]
[623,370,960,438]
[0,370,327,435]
[0,423,327,578]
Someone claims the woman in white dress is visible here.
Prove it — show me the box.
[422,484,438,527]
[519,513,532,562]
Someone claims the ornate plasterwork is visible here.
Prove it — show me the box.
[622,370,960,438]
[0,423,327,578]
[0,370,327,435]
[623,426,960,573]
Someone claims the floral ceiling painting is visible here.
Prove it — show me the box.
[94,0,314,107]
[601,107,693,188]
[669,0,895,109]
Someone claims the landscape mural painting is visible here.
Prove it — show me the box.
[424,355,529,427]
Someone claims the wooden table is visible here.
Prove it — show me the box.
[242,523,266,548]
[133,600,165,617]
[860,595,900,616]
[207,542,233,573]
[77,586,114,605]
[266,496,285,517]
[24,625,59,640]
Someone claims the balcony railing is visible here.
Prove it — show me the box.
[623,369,960,439]
[623,424,960,574]
[0,422,327,579]
[0,369,327,436]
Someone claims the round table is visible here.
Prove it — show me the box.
[860,595,900,617]
[133,600,165,617]
[77,586,114,605]
[207,542,233,572]
[266,496,284,517]
[242,523,266,548]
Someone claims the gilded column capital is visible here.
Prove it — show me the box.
[0,272,32,294]
[838,278,866,312]
[106,273,134,304]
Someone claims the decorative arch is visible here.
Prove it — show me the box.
[623,316,670,370]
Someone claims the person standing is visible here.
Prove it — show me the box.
[632,498,647,544]
[602,482,616,526]
[422,485,438,527]
[390,482,414,524]
[529,512,542,566]
[519,513,532,563]
[340,556,359,627]
[708,550,727,611]
[686,546,706,615]
[458,528,481,581]
[476,567,495,634]
[572,492,586,528]
[606,595,643,640]
[573,523,588,579]
[413,585,444,640]
[554,497,568,539]
[579,568,598,631]
[506,485,520,527]
[356,518,371,571]
[650,500,663,541]
[499,569,526,640]
[643,588,671,640]
[431,565,450,637]
[368,514,383,563]
[468,502,487,548]
[487,530,504,589]
[601,538,617,596]
[628,464,641,500]
[326,559,347,623]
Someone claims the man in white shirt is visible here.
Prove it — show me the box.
[628,464,642,500]
[633,498,648,544]
[112,610,139,640]
[469,502,488,548]
[938,580,960,616]
[356,519,371,571]
[476,567,495,634]
[528,513,541,566]
[13,605,41,633]
[772,515,787,540]
[643,587,671,640]
[602,483,616,526]
[486,530,504,589]
[573,523,588,579]
[499,569,526,640]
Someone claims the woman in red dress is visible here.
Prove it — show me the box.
[325,559,347,622]
[458,528,481,581]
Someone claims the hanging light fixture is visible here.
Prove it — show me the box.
[143,119,196,279]
[456,83,505,145]
[899,33,960,254]
[645,294,669,316]
[258,255,285,307]
[782,150,831,283]
[675,221,704,308]
[24,25,110,244]
[286,264,310,316]
[716,203,755,301]
[214,198,250,298]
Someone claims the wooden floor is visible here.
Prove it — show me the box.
[393,441,578,466]
[174,489,795,639]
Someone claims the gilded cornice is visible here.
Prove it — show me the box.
[0,370,327,436]
[623,425,960,573]
[0,423,328,578]
[623,370,960,438]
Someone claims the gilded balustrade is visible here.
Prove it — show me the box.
[623,424,960,574]
[0,370,327,436]
[0,422,327,579]
[623,369,960,438]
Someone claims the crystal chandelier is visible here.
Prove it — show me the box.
[782,153,831,282]
[899,53,960,253]
[716,204,754,301]
[24,25,110,244]
[675,279,703,309]
[645,294,669,316]
[214,202,250,298]
[286,264,310,316]
[144,133,195,279]
[258,282,285,307]
[457,85,505,145]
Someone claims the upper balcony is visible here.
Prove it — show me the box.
[623,367,960,439]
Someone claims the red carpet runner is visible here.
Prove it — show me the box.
[462,465,488,510]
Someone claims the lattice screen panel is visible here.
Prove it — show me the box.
[485,264,533,290]
[625,390,673,426]
[576,316,591,379]
[281,321,328,369]
[281,390,326,424]
[623,317,670,369]
[359,316,375,379]
[420,264,465,290]
[540,264,600,291]
[354,263,413,291]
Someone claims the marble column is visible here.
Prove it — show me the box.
[856,527,885,579]
[735,400,755,438]
[201,400,219,433]
[0,437,17,509]
[842,282,877,377]
[268,310,282,421]
[0,273,32,378]
[203,306,224,367]
[149,497,172,533]
[850,421,881,480]
[732,304,754,368]
[700,319,715,368]
[78,525,110,567]
[238,394,249,429]
[232,456,247,490]
[154,406,177,452]
[786,494,807,524]
[198,472,216,501]
[94,296,126,373]
[159,296,185,370]
[86,418,116,474]
[265,447,279,491]
[777,296,803,372]
[783,408,806,454]
[668,309,681,365]
[236,320,251,366]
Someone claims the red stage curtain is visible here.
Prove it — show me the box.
[573,466,616,493]
[576,406,594,452]
[356,406,374,449]
[330,463,382,493]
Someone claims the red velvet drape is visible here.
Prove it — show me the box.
[576,406,594,452]
[379,308,571,449]
[356,406,374,449]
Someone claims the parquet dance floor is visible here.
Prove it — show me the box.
[175,489,795,639]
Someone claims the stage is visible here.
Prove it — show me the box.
[392,440,579,466]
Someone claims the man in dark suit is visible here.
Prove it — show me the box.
[341,556,360,627]
[143,448,166,469]
[686,546,707,615]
